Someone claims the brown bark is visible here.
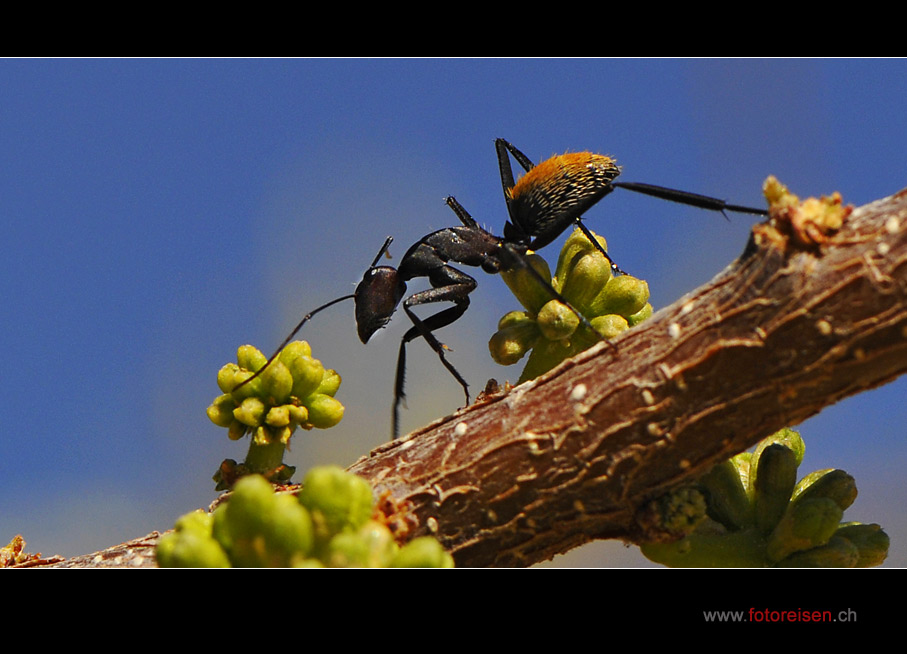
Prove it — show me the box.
[30,186,907,568]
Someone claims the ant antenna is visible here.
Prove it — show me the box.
[232,237,394,392]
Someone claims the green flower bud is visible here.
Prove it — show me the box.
[752,443,799,533]
[765,428,806,465]
[556,246,612,310]
[391,536,455,568]
[700,460,753,531]
[835,522,889,567]
[501,252,553,314]
[223,475,314,567]
[217,363,241,393]
[627,303,653,327]
[156,529,232,568]
[260,360,294,404]
[317,369,341,397]
[774,535,860,568]
[766,497,843,563]
[278,340,312,367]
[233,396,267,428]
[252,425,273,446]
[518,338,577,383]
[640,523,767,568]
[288,355,325,400]
[265,405,291,428]
[207,394,237,428]
[229,368,262,402]
[537,299,580,341]
[227,420,247,441]
[304,394,345,429]
[288,404,309,425]
[554,228,609,288]
[589,275,650,318]
[791,469,857,512]
[298,466,374,535]
[327,521,399,568]
[236,344,267,373]
[588,314,630,340]
[489,312,540,366]
[173,509,213,535]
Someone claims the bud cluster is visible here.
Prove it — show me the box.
[640,429,889,567]
[156,467,454,568]
[489,227,651,382]
[207,342,345,489]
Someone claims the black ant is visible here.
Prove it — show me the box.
[235,139,769,439]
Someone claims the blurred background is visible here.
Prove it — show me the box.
[2,59,905,567]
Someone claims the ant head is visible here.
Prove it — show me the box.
[354,264,405,344]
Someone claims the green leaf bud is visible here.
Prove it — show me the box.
[537,299,580,341]
[766,497,843,563]
[233,396,267,428]
[237,344,267,372]
[500,252,553,314]
[156,529,232,568]
[288,355,325,400]
[835,522,889,567]
[304,394,345,429]
[391,536,455,568]
[260,360,294,404]
[700,460,753,530]
[589,275,650,318]
[791,468,857,512]
[265,405,291,428]
[207,394,237,428]
[752,443,799,532]
[298,466,374,535]
[774,535,860,568]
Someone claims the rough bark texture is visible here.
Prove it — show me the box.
[26,187,907,568]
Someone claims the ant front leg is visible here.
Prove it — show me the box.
[392,270,476,438]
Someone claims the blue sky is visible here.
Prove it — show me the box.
[3,59,906,567]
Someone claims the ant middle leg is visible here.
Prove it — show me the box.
[392,273,476,437]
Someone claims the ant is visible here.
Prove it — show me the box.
[235,139,769,439]
[233,197,574,439]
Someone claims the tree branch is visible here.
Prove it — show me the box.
[347,186,907,567]
[30,187,907,568]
